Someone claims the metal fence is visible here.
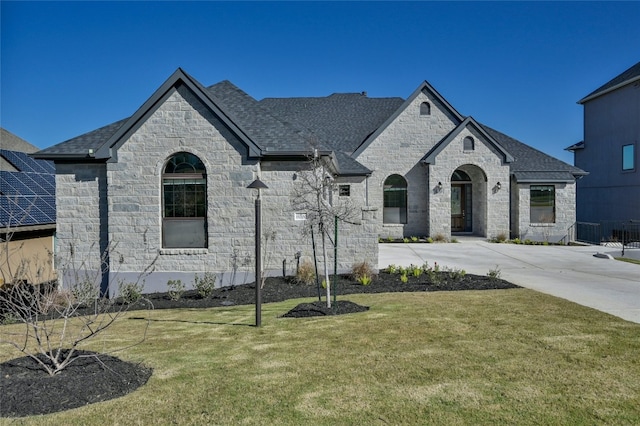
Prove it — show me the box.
[569,220,640,254]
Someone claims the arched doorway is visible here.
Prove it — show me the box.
[451,169,472,232]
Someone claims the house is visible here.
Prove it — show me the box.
[34,69,585,295]
[567,61,640,231]
[1,128,57,285]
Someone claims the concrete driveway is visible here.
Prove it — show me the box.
[379,238,640,324]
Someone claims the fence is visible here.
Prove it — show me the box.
[568,220,640,255]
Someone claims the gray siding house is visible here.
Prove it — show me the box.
[35,69,585,295]
[567,61,640,224]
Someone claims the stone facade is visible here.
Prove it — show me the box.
[44,72,582,296]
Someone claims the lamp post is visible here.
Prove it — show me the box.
[247,178,268,327]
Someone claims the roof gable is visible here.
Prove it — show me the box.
[34,69,264,161]
[352,81,465,157]
[422,117,514,165]
[579,61,640,104]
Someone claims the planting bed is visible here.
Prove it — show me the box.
[1,271,518,417]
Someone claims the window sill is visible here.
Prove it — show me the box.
[383,223,406,227]
[160,248,209,255]
[529,223,555,227]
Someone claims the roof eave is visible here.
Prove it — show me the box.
[578,75,640,104]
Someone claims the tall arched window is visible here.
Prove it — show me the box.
[162,152,207,248]
[383,174,408,224]
[420,102,431,115]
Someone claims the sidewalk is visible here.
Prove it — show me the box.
[379,240,640,324]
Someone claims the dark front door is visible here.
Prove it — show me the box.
[451,184,472,232]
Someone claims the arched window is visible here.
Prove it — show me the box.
[420,102,431,115]
[383,174,407,224]
[463,136,475,151]
[162,152,207,248]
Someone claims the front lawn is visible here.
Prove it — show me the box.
[2,289,639,424]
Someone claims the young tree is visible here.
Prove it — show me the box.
[290,151,360,308]
[0,235,156,376]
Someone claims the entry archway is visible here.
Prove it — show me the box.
[450,165,488,236]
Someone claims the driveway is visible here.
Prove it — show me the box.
[379,238,640,324]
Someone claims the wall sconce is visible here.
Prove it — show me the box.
[437,181,443,191]
[496,182,502,190]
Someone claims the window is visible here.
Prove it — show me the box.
[383,174,407,224]
[623,144,635,171]
[162,152,207,248]
[530,185,555,223]
[463,136,475,151]
[339,185,350,197]
[420,102,431,115]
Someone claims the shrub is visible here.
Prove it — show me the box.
[358,275,372,286]
[351,261,374,281]
[487,266,502,282]
[409,264,422,277]
[194,272,217,298]
[296,260,316,285]
[447,267,466,282]
[426,237,434,244]
[119,280,144,303]
[386,236,394,242]
[400,273,409,283]
[512,238,522,244]
[495,232,508,243]
[167,279,185,301]
[411,236,419,242]
[450,237,459,243]
[434,233,447,243]
[403,237,410,243]
[386,264,398,274]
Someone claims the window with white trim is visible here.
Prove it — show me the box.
[383,174,407,224]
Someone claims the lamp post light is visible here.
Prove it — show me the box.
[247,178,268,327]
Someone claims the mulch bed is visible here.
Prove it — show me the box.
[1,271,518,418]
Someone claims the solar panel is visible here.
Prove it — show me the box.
[0,150,56,227]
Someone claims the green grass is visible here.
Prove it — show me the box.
[615,257,640,265]
[3,289,640,425]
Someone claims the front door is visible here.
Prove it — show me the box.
[451,184,472,232]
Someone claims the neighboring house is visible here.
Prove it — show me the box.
[567,61,640,228]
[34,69,585,295]
[0,128,56,285]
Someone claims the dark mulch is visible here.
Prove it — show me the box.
[1,272,518,418]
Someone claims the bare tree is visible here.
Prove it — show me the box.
[290,151,360,307]
[0,235,156,376]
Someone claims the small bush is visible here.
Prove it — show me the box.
[358,275,372,286]
[512,238,522,244]
[352,261,374,281]
[411,236,419,242]
[447,267,466,282]
[400,273,409,283]
[296,260,316,285]
[495,232,508,243]
[426,237,434,244]
[119,280,144,303]
[386,236,394,242]
[167,279,185,301]
[434,233,447,243]
[194,272,217,298]
[409,264,422,277]
[386,264,398,274]
[487,266,502,282]
[403,237,410,243]
[450,237,458,243]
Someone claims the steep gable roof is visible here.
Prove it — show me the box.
[352,81,464,157]
[34,69,265,161]
[422,117,514,165]
[578,60,640,104]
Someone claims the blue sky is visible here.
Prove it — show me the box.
[1,1,639,164]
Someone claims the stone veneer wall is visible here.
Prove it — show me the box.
[55,84,377,296]
[356,90,461,239]
[515,182,576,243]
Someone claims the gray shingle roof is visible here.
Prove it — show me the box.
[481,125,587,180]
[259,94,404,153]
[31,69,586,181]
[579,60,640,104]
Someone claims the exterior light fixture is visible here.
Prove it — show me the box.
[437,181,443,191]
[247,178,268,327]
[496,182,502,190]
